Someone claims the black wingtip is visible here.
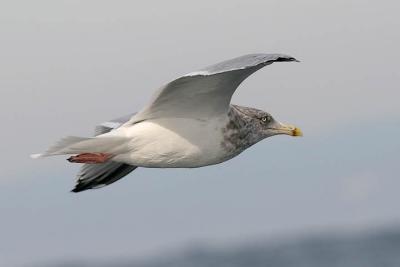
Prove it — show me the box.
[276,56,300,63]
[70,183,90,193]
[70,188,80,193]
[70,188,83,193]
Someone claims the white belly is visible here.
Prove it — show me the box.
[111,116,229,168]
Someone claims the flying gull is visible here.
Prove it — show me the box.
[32,53,302,192]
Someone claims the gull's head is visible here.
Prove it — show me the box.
[231,105,303,139]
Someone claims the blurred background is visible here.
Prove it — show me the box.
[1,0,399,266]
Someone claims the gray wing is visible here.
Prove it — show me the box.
[93,112,136,135]
[129,53,298,124]
[71,113,138,193]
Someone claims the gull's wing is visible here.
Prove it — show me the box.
[128,53,298,124]
[93,112,136,135]
[72,113,137,193]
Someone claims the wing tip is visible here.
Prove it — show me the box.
[70,182,90,193]
[70,183,107,193]
[185,53,300,77]
[274,54,300,62]
[71,186,84,193]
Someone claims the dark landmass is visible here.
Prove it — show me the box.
[39,227,400,267]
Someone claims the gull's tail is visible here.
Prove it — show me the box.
[31,136,126,159]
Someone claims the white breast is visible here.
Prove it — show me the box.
[111,116,229,168]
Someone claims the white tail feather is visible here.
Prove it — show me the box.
[31,135,126,158]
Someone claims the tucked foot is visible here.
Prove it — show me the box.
[67,153,112,164]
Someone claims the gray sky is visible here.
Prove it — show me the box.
[0,0,399,266]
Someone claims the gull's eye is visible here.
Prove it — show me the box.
[261,116,270,123]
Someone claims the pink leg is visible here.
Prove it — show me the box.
[67,153,112,164]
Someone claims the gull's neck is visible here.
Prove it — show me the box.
[220,105,262,156]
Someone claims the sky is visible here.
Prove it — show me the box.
[0,0,399,266]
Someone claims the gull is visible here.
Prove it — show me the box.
[32,53,302,192]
